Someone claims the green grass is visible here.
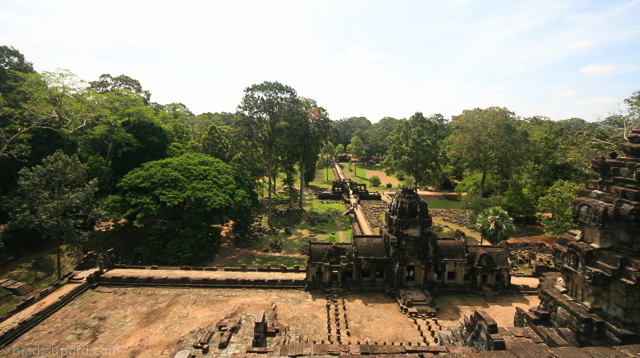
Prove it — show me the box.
[425,199,463,209]
[0,287,22,315]
[217,193,352,267]
[220,254,306,268]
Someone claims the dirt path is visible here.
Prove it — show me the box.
[507,235,556,248]
[335,217,347,243]
[364,170,400,186]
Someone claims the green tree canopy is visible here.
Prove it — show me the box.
[450,107,527,197]
[536,180,580,237]
[7,150,101,278]
[383,112,441,186]
[238,81,300,226]
[108,153,257,265]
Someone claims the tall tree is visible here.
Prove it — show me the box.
[321,141,336,181]
[238,81,299,226]
[7,151,101,278]
[449,107,526,197]
[296,98,332,209]
[383,112,440,186]
[347,135,365,176]
[201,123,231,162]
[335,117,372,148]
[364,116,399,157]
[89,89,155,166]
[90,74,151,104]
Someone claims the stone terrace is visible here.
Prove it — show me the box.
[10,287,429,358]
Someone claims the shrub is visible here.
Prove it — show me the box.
[386,183,393,188]
[369,175,381,187]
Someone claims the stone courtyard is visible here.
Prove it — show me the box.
[10,287,537,357]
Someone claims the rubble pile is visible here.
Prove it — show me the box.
[506,242,554,268]
[429,209,474,229]
[360,201,386,229]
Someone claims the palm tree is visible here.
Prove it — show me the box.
[475,206,515,245]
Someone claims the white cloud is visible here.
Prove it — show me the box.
[344,45,390,63]
[563,13,596,22]
[568,40,592,50]
[580,64,615,76]
[555,90,577,96]
[576,96,618,105]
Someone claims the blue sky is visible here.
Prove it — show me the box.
[1,0,639,122]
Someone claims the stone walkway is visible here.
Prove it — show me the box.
[102,268,306,280]
[0,282,82,334]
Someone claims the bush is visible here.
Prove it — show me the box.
[386,183,393,188]
[369,175,381,187]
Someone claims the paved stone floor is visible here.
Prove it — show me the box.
[0,282,83,335]
[9,286,538,357]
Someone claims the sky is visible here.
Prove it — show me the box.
[1,0,639,123]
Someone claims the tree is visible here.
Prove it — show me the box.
[0,45,35,97]
[293,97,332,209]
[336,144,345,155]
[321,141,336,181]
[369,175,381,187]
[238,81,300,226]
[383,112,441,186]
[449,107,527,197]
[107,153,256,265]
[536,180,580,237]
[335,117,371,148]
[110,120,170,180]
[363,117,399,157]
[88,89,155,167]
[201,123,231,162]
[7,150,101,279]
[156,103,195,145]
[90,74,151,104]
[347,135,365,175]
[475,207,515,245]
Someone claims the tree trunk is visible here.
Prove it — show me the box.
[104,126,116,166]
[57,242,62,280]
[326,157,329,181]
[479,168,487,198]
[267,147,273,227]
[299,154,305,210]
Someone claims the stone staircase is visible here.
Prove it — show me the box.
[481,285,496,302]
[0,278,33,296]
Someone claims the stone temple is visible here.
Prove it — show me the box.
[3,130,640,357]
[307,187,511,301]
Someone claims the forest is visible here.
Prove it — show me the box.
[1,45,639,267]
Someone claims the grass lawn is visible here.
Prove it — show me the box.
[215,192,352,267]
[220,254,307,268]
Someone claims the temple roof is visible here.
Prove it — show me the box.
[436,239,466,260]
[308,242,351,263]
[354,236,387,258]
[468,246,510,267]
